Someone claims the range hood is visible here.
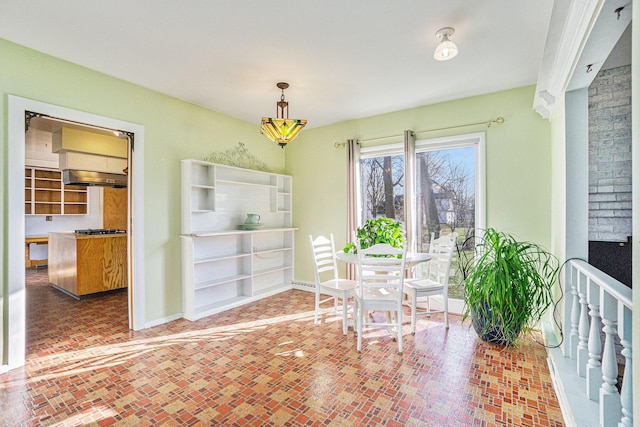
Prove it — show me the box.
[63,169,127,188]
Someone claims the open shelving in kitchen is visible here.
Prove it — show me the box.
[180,159,297,321]
[25,167,88,215]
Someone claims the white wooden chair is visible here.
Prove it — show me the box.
[404,233,456,333]
[309,234,358,335]
[354,243,407,354]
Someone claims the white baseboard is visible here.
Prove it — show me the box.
[145,312,184,329]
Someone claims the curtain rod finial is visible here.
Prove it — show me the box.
[488,117,505,127]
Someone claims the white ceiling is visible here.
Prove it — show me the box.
[0,0,554,129]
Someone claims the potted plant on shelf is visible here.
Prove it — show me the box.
[462,228,559,346]
[343,217,405,254]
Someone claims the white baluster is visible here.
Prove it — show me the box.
[577,274,589,378]
[618,305,632,427]
[600,292,621,427]
[570,267,580,359]
[618,341,632,427]
[586,279,602,401]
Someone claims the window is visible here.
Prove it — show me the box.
[360,147,404,223]
[415,134,485,300]
[357,133,485,305]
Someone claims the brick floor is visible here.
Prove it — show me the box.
[0,268,565,426]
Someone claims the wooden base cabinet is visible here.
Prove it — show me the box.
[180,159,296,321]
[48,232,127,297]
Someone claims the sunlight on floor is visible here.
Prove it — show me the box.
[5,309,319,390]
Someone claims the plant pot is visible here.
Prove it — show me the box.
[470,304,523,347]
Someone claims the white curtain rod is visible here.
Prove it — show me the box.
[334,116,504,148]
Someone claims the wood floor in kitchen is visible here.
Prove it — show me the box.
[1,268,565,426]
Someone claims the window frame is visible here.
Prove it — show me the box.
[358,132,486,237]
[414,132,486,238]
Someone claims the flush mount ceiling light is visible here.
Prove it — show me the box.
[260,82,307,148]
[434,27,458,61]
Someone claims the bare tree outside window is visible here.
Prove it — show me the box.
[359,145,476,300]
[417,147,475,299]
[360,155,404,222]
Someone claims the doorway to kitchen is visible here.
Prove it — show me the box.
[24,115,129,359]
[6,96,145,370]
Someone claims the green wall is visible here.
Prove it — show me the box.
[0,37,553,327]
[286,86,552,284]
[0,38,286,324]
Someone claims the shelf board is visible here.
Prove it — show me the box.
[254,247,292,256]
[192,184,215,190]
[191,209,214,213]
[194,253,252,264]
[187,227,297,237]
[186,284,292,321]
[183,159,213,167]
[216,179,276,189]
[195,274,251,290]
[253,265,293,277]
[215,196,271,203]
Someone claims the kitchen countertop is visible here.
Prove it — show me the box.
[48,231,127,240]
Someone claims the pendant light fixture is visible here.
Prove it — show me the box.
[434,27,458,61]
[260,82,307,148]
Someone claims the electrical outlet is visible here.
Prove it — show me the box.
[46,216,52,221]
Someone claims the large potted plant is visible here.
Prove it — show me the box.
[343,217,405,254]
[462,228,559,346]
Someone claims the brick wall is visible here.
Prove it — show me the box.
[588,65,632,242]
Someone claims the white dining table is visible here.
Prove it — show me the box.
[335,251,432,267]
[335,250,432,336]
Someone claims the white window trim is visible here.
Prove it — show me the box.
[360,142,404,158]
[5,96,146,371]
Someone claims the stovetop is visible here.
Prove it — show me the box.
[75,229,126,235]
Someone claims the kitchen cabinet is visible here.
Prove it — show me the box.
[48,232,127,297]
[59,151,127,174]
[52,127,128,158]
[24,167,87,215]
[180,159,296,321]
[103,187,128,230]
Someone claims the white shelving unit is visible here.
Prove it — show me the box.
[180,159,296,321]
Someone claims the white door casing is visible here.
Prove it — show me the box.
[5,95,145,370]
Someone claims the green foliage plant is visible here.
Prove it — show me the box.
[463,228,559,346]
[343,217,405,254]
